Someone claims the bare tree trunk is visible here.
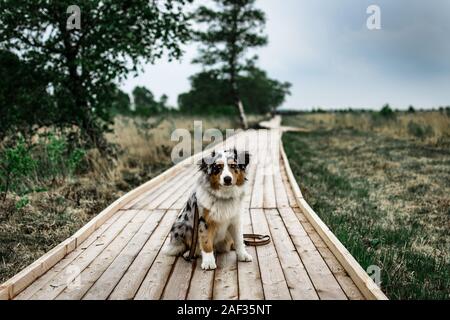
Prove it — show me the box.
[229,2,248,130]
[236,99,248,129]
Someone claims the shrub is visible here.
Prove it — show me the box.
[380,104,395,118]
[408,106,416,113]
[0,133,87,203]
[35,133,87,183]
[0,137,36,201]
[407,121,434,139]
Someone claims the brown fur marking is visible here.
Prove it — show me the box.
[199,208,217,253]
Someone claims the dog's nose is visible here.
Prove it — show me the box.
[224,176,232,185]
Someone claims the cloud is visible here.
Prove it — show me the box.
[121,0,450,110]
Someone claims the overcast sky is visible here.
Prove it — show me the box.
[120,0,450,110]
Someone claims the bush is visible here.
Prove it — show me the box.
[0,133,86,203]
[407,121,434,139]
[380,104,395,118]
[35,133,86,183]
[0,137,36,201]
[408,105,416,113]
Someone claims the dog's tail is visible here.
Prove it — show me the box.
[163,240,186,256]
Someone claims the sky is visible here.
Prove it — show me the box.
[120,0,450,111]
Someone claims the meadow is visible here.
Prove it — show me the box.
[282,110,450,299]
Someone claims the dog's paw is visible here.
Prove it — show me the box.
[237,250,253,262]
[201,252,217,270]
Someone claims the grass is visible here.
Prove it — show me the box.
[0,114,263,283]
[282,111,450,299]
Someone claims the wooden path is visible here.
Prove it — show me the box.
[0,118,387,300]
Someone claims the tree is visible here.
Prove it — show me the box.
[101,84,131,116]
[0,0,192,148]
[194,0,267,128]
[0,50,53,139]
[239,67,291,115]
[178,67,291,115]
[132,86,168,117]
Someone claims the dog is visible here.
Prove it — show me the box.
[164,148,253,270]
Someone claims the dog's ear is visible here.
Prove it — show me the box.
[198,150,216,173]
[237,150,251,170]
[198,157,208,173]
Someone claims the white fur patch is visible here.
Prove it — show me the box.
[201,251,216,270]
[219,152,234,185]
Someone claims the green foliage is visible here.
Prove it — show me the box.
[35,133,87,182]
[0,137,36,200]
[15,195,29,210]
[179,68,291,115]
[0,0,192,145]
[408,105,416,113]
[0,133,86,203]
[380,104,395,118]
[100,84,132,117]
[407,121,434,139]
[0,50,53,138]
[132,86,169,117]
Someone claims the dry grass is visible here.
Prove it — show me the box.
[283,111,450,145]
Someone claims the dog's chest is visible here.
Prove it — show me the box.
[196,188,244,223]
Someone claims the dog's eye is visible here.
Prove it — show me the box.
[211,165,221,174]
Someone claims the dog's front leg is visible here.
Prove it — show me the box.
[198,217,217,270]
[229,216,253,262]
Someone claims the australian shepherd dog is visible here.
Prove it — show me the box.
[164,148,253,270]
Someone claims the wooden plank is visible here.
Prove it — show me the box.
[265,209,319,300]
[273,151,295,208]
[250,131,267,208]
[161,258,194,300]
[56,210,152,300]
[213,252,238,300]
[281,164,298,208]
[237,210,263,300]
[279,142,303,200]
[171,183,197,210]
[262,153,276,209]
[133,168,193,210]
[280,134,387,300]
[186,262,215,300]
[263,129,281,209]
[82,210,166,300]
[29,210,138,300]
[109,209,177,300]
[250,208,291,300]
[158,171,201,209]
[304,220,364,300]
[277,207,346,300]
[15,211,122,300]
[133,237,177,300]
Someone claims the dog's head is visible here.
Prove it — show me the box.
[199,148,251,189]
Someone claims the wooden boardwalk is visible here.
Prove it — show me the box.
[0,120,387,300]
